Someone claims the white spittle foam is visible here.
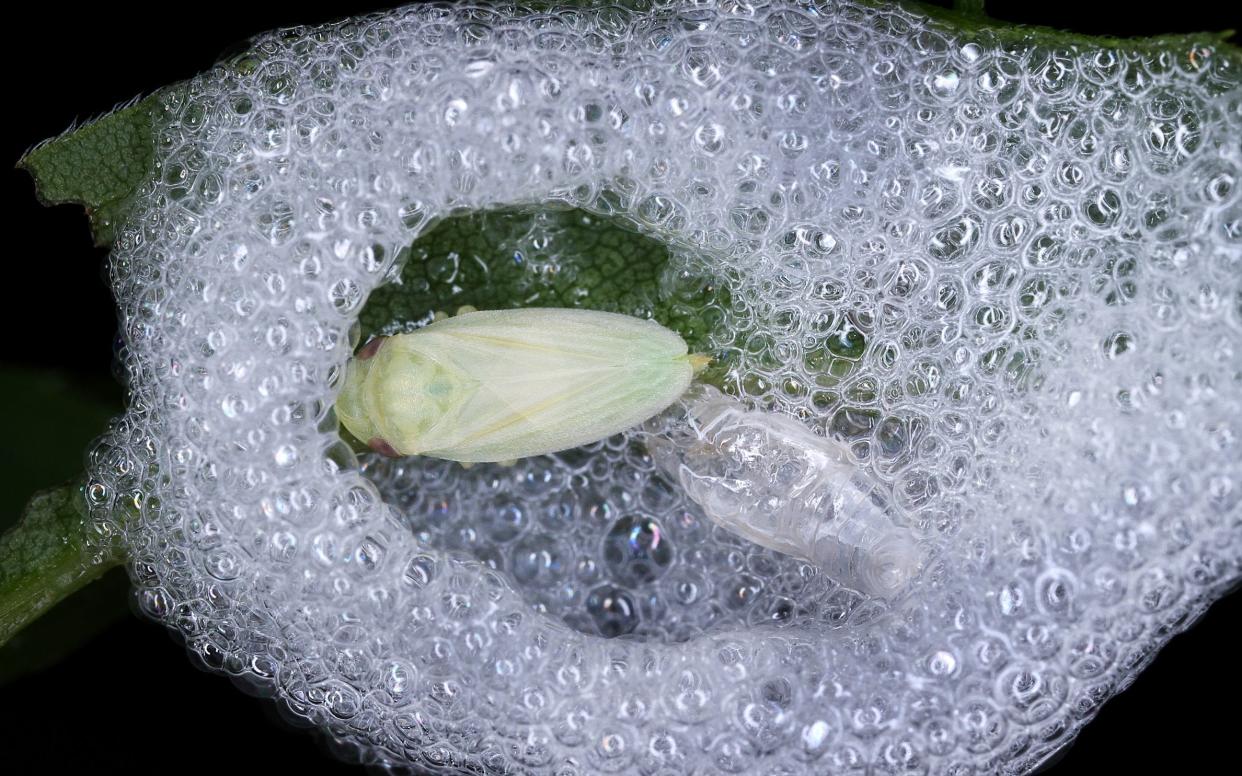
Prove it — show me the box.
[84,2,1241,772]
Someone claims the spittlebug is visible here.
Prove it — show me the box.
[336,307,710,463]
[644,385,926,598]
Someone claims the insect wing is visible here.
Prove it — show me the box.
[410,309,694,461]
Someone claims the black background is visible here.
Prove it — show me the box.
[3,2,1239,773]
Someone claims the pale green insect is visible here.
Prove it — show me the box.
[336,307,710,462]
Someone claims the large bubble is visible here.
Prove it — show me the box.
[86,1,1240,773]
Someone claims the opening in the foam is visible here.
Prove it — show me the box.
[340,203,893,642]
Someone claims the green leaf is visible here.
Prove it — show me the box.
[895,1,1238,52]
[17,93,161,246]
[0,482,120,649]
[360,207,732,368]
[0,369,125,678]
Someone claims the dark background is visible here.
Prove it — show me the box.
[3,2,1238,772]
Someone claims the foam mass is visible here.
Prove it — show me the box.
[84,1,1240,772]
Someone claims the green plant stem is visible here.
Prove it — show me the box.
[0,482,120,648]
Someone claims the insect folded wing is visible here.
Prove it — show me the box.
[338,308,700,463]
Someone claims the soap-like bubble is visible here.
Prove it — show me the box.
[83,1,1240,773]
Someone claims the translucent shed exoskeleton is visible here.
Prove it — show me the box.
[644,385,926,598]
[336,308,709,463]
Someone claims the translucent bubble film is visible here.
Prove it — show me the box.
[87,1,1241,772]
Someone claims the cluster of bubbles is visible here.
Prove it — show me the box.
[83,1,1239,773]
